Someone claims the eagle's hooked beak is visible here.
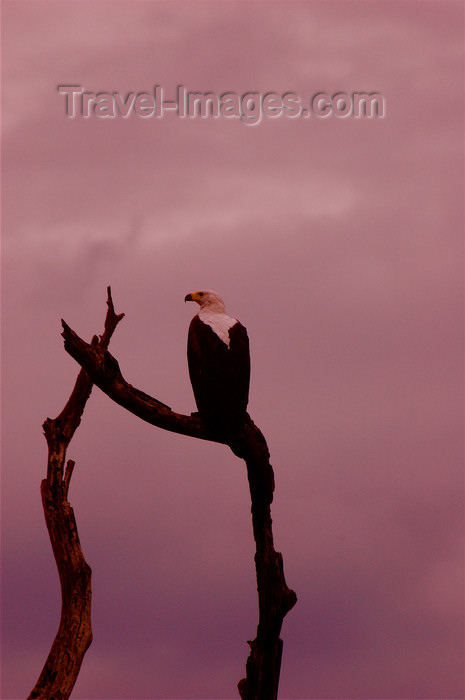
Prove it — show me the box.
[184,293,193,302]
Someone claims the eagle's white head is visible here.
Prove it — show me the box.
[184,290,226,313]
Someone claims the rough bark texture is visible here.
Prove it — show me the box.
[232,423,298,700]
[28,288,124,700]
[61,308,297,699]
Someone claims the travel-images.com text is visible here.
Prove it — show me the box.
[58,85,385,125]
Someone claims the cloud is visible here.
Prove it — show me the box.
[2,2,463,699]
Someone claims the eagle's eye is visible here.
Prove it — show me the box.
[199,292,204,297]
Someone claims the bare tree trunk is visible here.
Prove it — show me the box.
[60,299,297,699]
[232,422,297,700]
[28,289,124,700]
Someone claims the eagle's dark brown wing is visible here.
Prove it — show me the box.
[187,315,250,434]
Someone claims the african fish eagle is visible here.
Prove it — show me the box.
[184,290,250,435]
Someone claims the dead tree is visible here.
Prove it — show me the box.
[28,288,124,700]
[30,289,297,700]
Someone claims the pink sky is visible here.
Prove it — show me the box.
[1,1,464,698]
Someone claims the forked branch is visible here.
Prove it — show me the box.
[28,288,124,700]
[61,301,297,699]
[32,289,296,700]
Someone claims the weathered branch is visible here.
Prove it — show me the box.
[234,425,297,700]
[61,304,297,699]
[61,319,216,441]
[28,288,124,700]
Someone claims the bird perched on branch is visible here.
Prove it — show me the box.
[185,290,250,437]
